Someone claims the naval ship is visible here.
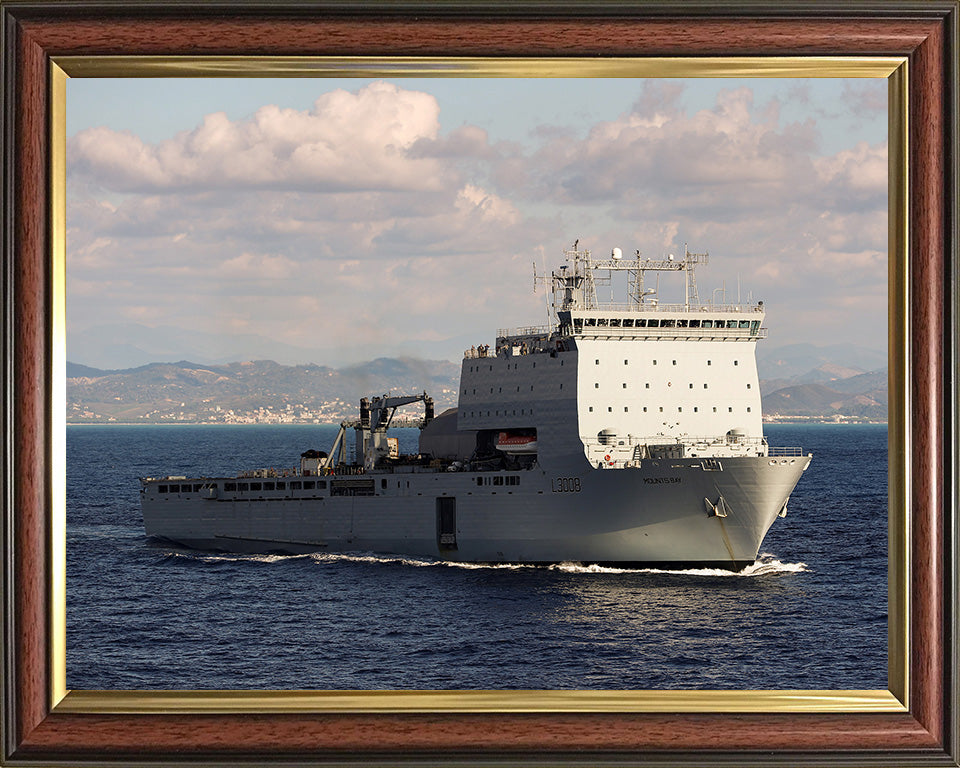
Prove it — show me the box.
[141,243,811,570]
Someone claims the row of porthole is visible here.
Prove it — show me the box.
[769,459,798,465]
[596,382,751,390]
[597,359,739,367]
[467,360,551,374]
[587,406,754,414]
[467,409,536,418]
[463,380,751,396]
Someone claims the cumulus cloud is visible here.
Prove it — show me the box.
[840,81,887,116]
[66,80,889,363]
[519,86,823,210]
[68,81,450,193]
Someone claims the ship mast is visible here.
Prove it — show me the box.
[542,241,710,318]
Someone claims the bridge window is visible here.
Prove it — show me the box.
[739,320,750,328]
[238,483,249,491]
[585,318,596,326]
[158,485,168,493]
[623,319,634,327]
[289,481,301,490]
[304,481,315,490]
[702,320,713,328]
[263,482,275,491]
[636,319,647,327]
[677,319,688,327]
[609,318,621,327]
[224,482,237,491]
[727,320,738,328]
[597,318,608,327]
[648,319,660,328]
[662,319,675,328]
[250,482,262,491]
[689,319,701,328]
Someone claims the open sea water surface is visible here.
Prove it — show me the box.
[67,423,887,690]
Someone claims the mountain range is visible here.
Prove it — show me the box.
[66,342,887,424]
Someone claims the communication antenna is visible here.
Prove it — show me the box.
[542,251,551,326]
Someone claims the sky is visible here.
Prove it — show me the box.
[66,77,887,369]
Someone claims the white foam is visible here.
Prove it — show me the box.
[164,550,313,565]
[166,549,808,576]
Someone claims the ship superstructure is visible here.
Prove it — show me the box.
[460,244,769,470]
[141,242,811,570]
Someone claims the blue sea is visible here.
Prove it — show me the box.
[66,423,887,690]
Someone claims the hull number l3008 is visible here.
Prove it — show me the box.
[552,477,582,493]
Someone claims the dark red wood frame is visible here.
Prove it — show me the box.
[2,3,956,765]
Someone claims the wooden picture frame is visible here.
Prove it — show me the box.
[2,2,957,765]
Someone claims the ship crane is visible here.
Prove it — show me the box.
[323,392,434,471]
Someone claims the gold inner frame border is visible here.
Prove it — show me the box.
[49,55,909,715]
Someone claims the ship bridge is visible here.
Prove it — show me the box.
[475,244,766,359]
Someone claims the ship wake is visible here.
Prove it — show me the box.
[161,550,807,576]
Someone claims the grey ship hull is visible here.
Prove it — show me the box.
[142,454,809,570]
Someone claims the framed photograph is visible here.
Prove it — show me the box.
[2,2,956,765]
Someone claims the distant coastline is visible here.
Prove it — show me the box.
[66,346,889,426]
[66,417,888,426]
